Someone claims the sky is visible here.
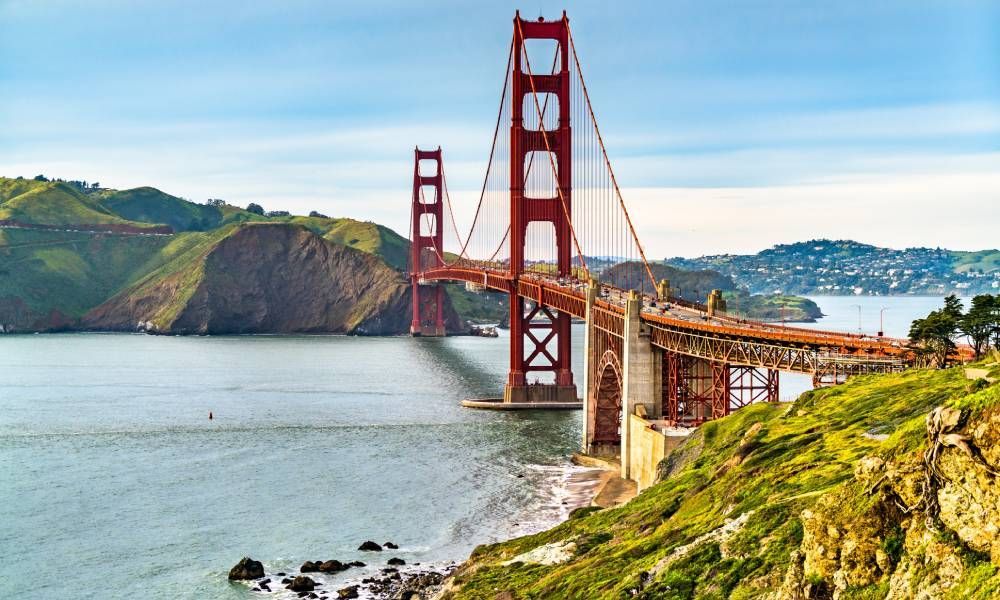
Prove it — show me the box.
[1,0,998,258]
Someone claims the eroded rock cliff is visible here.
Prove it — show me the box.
[83,223,464,335]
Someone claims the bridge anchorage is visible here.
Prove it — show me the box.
[408,11,914,488]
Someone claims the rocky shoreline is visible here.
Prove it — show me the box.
[226,462,620,599]
[229,543,459,600]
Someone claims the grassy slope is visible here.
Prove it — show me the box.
[951,249,1000,274]
[445,285,509,324]
[448,367,1000,599]
[724,291,823,322]
[0,179,152,228]
[96,187,223,232]
[0,228,175,318]
[276,216,410,271]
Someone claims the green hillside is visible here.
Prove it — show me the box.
[952,249,1000,274]
[724,290,823,322]
[0,175,469,331]
[446,365,1000,599]
[278,216,410,271]
[0,179,151,228]
[0,227,179,326]
[96,186,224,231]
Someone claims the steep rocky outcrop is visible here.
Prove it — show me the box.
[82,223,464,335]
[778,402,1000,599]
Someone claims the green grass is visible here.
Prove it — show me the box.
[0,180,152,227]
[287,216,410,270]
[724,291,823,321]
[446,367,996,599]
[444,285,508,324]
[951,249,1000,274]
[0,228,175,322]
[96,186,223,231]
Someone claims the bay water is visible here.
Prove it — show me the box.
[0,295,954,598]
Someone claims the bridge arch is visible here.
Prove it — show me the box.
[591,349,623,448]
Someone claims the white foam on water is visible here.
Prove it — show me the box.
[507,461,605,538]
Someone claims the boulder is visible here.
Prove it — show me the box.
[318,559,348,573]
[228,556,265,580]
[349,561,365,567]
[358,540,383,551]
[388,557,406,566]
[337,585,360,599]
[300,560,321,573]
[288,575,316,592]
[383,541,399,549]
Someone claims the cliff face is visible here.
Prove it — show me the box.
[781,399,1000,599]
[83,223,464,335]
[439,365,1000,600]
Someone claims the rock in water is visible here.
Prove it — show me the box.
[228,556,265,580]
[318,559,348,572]
[288,576,316,592]
[358,540,382,551]
[300,560,320,573]
[383,541,399,549]
[388,557,406,566]
[338,585,360,599]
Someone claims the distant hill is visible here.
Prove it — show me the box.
[0,176,467,333]
[95,186,225,231]
[667,239,1000,296]
[602,261,822,321]
[0,178,158,230]
[81,223,458,335]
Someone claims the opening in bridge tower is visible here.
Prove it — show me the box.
[410,146,446,337]
[504,11,577,404]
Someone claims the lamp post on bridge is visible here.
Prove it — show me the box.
[851,304,862,335]
[879,307,888,338]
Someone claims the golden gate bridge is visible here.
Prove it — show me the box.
[405,12,910,476]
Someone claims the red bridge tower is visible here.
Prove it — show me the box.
[505,12,577,403]
[410,146,446,337]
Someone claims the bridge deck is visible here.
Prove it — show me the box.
[419,266,911,375]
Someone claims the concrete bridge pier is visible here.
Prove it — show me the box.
[581,279,599,452]
[620,290,660,480]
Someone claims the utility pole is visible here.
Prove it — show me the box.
[852,304,862,335]
[879,307,888,338]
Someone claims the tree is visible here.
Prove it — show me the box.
[960,295,998,359]
[265,210,290,217]
[909,295,963,367]
[943,294,964,320]
[205,198,226,207]
[246,203,264,215]
[33,174,48,182]
[308,210,329,219]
